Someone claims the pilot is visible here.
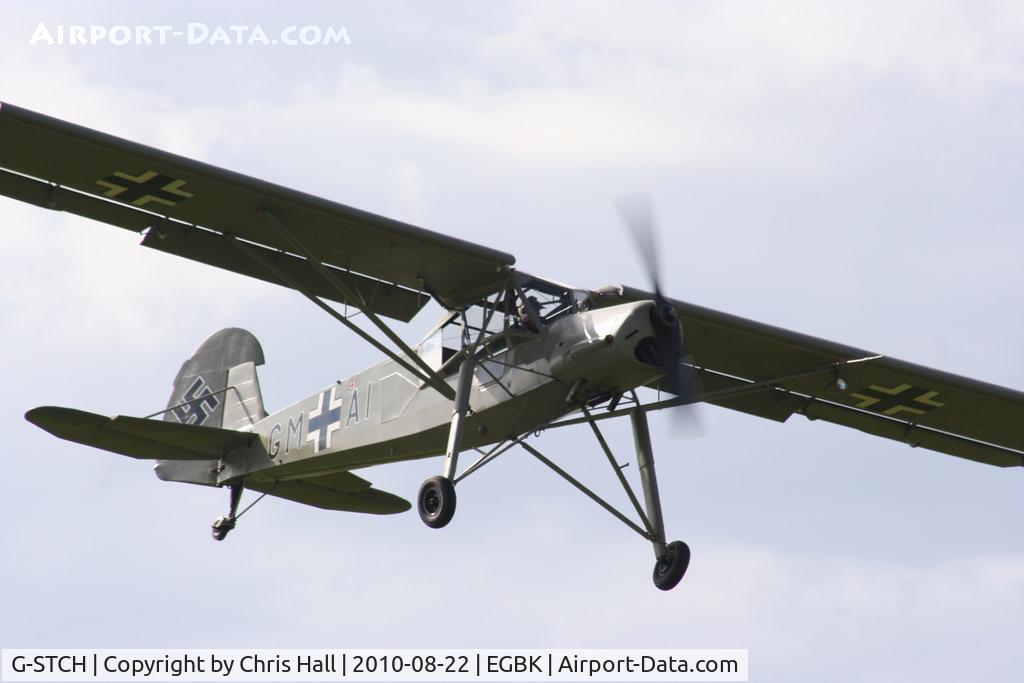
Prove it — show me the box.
[517,296,543,333]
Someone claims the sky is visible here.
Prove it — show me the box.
[1,1,1023,681]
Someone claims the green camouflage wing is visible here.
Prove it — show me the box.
[0,102,516,321]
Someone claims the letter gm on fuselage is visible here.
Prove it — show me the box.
[268,413,305,459]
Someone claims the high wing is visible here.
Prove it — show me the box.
[0,102,514,321]
[603,285,1024,467]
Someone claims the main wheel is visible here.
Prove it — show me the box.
[652,540,690,591]
[418,476,457,528]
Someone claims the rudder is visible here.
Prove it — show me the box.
[164,328,267,429]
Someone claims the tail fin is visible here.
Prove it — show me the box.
[164,328,267,430]
[156,328,267,486]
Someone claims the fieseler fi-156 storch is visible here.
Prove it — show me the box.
[2,103,1021,591]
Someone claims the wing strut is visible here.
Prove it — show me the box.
[580,404,655,540]
[519,440,653,539]
[258,207,456,399]
[224,231,456,401]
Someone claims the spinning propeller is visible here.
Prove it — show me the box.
[615,193,704,436]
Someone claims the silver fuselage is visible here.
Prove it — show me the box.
[208,301,663,485]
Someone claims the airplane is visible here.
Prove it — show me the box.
[1,102,1021,592]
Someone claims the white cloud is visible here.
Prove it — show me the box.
[476,1,1024,94]
[298,1,1024,178]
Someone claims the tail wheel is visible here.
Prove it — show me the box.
[652,540,690,591]
[211,516,235,542]
[418,476,457,529]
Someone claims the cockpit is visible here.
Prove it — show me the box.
[415,272,589,381]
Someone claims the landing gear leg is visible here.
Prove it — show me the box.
[632,409,690,590]
[418,355,475,528]
[211,481,244,541]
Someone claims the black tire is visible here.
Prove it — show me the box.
[418,476,457,529]
[652,540,690,591]
[211,525,228,541]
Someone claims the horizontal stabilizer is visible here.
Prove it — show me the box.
[247,471,411,515]
[26,406,257,461]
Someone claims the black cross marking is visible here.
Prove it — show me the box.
[95,170,193,207]
[849,384,944,417]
